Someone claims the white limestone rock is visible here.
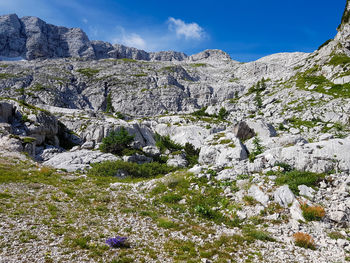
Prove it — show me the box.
[248,185,269,206]
[43,149,119,172]
[274,185,295,208]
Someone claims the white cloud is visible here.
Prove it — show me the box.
[112,27,147,50]
[122,33,146,49]
[82,18,88,24]
[168,17,204,40]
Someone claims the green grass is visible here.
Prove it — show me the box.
[120,58,137,63]
[31,83,48,91]
[88,160,177,178]
[157,217,178,229]
[0,73,16,79]
[0,192,12,198]
[190,63,207,68]
[133,73,147,77]
[76,68,100,77]
[242,226,275,242]
[329,53,350,67]
[328,231,345,240]
[275,170,325,195]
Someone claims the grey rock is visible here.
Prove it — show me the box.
[0,14,187,61]
[123,154,152,164]
[263,138,350,173]
[232,121,255,141]
[0,14,26,58]
[298,185,315,198]
[188,165,203,175]
[290,200,304,221]
[167,153,188,168]
[274,185,295,208]
[319,133,334,141]
[188,49,231,62]
[142,146,160,157]
[0,135,23,152]
[248,185,269,206]
[81,141,95,150]
[0,102,14,123]
[43,149,119,172]
[245,120,277,138]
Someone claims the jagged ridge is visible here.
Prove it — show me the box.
[0,14,187,61]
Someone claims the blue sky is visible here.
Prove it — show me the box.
[0,0,346,61]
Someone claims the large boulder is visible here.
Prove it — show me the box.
[199,133,248,167]
[26,111,59,145]
[43,149,119,172]
[233,121,255,141]
[245,120,277,139]
[263,138,350,173]
[248,185,269,206]
[274,185,295,208]
[167,153,188,168]
[0,102,14,123]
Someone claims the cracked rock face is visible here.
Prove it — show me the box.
[0,14,188,61]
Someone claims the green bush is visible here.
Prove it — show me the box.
[184,142,200,167]
[155,133,182,153]
[317,39,332,50]
[275,170,325,195]
[191,106,210,117]
[99,127,134,156]
[218,107,229,120]
[248,136,264,162]
[88,160,176,178]
[105,93,114,113]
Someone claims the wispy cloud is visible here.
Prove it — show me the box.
[109,17,207,52]
[112,27,147,50]
[168,17,205,40]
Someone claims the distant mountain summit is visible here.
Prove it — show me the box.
[0,14,187,61]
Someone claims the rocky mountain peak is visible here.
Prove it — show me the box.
[0,14,189,62]
[339,0,350,31]
[188,49,232,62]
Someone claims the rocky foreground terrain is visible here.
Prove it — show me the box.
[2,2,350,263]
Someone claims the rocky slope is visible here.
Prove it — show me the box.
[1,1,350,263]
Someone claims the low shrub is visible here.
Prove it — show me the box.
[218,107,229,120]
[248,136,264,162]
[293,232,316,250]
[183,142,200,167]
[99,127,134,156]
[155,133,182,153]
[300,202,325,221]
[88,160,176,178]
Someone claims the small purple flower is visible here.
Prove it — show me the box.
[106,236,129,248]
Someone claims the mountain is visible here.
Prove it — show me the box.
[2,2,350,263]
[0,14,187,61]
